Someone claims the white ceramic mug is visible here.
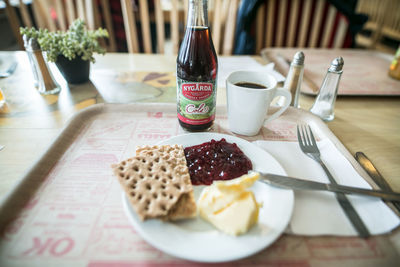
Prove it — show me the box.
[226,71,291,136]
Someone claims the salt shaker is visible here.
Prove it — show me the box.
[23,35,39,88]
[28,38,61,95]
[310,57,344,121]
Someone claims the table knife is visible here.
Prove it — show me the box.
[355,152,400,213]
[259,173,400,201]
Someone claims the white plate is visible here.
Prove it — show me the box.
[122,133,294,262]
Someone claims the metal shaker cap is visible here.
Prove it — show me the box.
[329,57,344,72]
[292,51,305,65]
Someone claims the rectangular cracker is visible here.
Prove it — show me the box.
[112,145,196,221]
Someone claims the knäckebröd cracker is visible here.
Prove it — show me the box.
[112,145,196,221]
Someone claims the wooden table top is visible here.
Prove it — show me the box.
[0,50,399,262]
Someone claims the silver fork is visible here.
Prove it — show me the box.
[297,124,370,238]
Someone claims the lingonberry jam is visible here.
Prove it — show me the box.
[184,138,253,185]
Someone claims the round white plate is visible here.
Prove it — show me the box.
[122,133,294,262]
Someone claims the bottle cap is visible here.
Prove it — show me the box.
[329,57,344,72]
[292,51,305,65]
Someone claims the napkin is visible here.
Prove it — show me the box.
[254,139,400,236]
[218,57,285,89]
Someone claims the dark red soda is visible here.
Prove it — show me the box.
[176,26,218,131]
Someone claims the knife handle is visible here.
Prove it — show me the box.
[355,152,391,191]
[355,152,400,214]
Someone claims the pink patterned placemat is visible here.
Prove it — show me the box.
[262,49,400,96]
[0,104,398,266]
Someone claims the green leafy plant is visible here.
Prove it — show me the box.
[20,19,108,63]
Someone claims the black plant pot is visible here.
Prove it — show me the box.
[55,55,90,84]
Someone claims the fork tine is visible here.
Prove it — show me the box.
[297,125,307,148]
[301,124,310,146]
[296,125,303,146]
[307,125,318,147]
[306,126,313,146]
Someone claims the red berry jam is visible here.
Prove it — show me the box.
[184,138,253,185]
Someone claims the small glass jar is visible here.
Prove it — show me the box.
[310,57,344,121]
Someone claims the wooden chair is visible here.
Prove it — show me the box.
[254,0,351,53]
[356,0,400,52]
[32,0,117,52]
[4,0,117,52]
[120,0,239,55]
[3,0,36,48]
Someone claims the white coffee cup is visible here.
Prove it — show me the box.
[226,71,291,136]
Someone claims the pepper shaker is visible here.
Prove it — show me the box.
[28,38,61,95]
[310,57,344,121]
[287,51,304,107]
[277,51,304,107]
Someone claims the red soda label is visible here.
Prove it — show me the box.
[182,83,213,101]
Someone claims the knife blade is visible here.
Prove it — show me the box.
[259,173,400,201]
[355,152,400,213]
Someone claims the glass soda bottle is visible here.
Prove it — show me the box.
[176,0,218,131]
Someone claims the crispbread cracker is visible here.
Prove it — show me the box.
[112,145,196,221]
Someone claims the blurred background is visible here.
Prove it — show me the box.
[0,0,399,54]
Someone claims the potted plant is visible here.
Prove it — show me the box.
[20,19,108,84]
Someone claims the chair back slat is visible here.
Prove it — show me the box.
[121,0,139,53]
[308,0,324,48]
[276,0,287,47]
[298,0,313,47]
[37,0,57,32]
[76,0,86,21]
[287,0,300,47]
[222,0,238,55]
[320,6,337,48]
[171,0,180,54]
[54,0,67,31]
[65,0,76,26]
[138,0,152,54]
[220,0,230,23]
[333,15,348,48]
[183,0,188,28]
[19,0,33,28]
[84,0,95,30]
[4,0,24,47]
[212,0,223,54]
[255,5,265,53]
[31,1,46,29]
[154,0,165,53]
[93,1,102,31]
[265,0,276,48]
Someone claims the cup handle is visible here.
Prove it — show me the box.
[264,88,292,123]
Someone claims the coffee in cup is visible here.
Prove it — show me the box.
[226,71,291,136]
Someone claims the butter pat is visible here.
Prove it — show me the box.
[198,172,261,235]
